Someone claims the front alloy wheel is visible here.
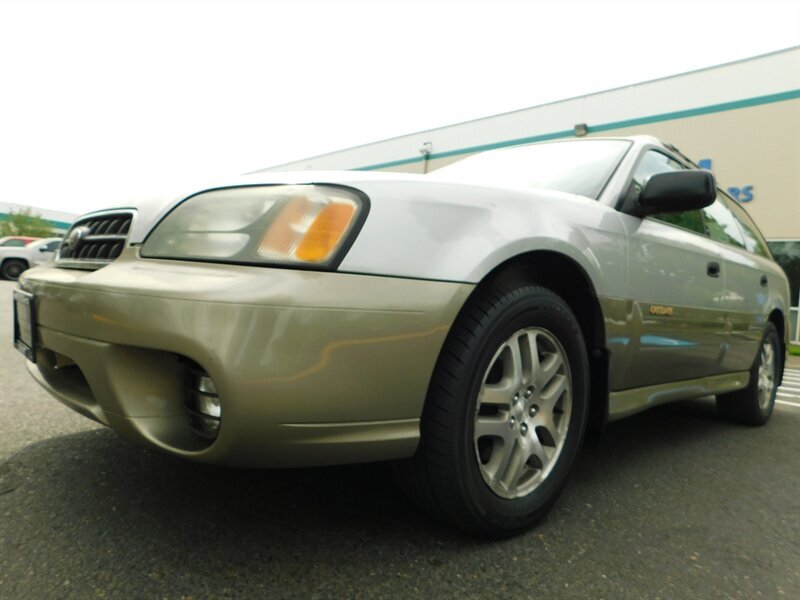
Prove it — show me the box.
[474,327,572,499]
[396,283,589,538]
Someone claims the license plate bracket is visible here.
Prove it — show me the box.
[13,289,36,362]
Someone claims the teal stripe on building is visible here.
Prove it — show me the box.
[354,89,800,171]
[0,212,73,231]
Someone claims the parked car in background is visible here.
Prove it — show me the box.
[13,136,790,537]
[0,236,40,247]
[1,237,61,280]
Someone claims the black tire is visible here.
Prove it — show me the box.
[395,282,589,538]
[1,259,28,281]
[716,322,781,426]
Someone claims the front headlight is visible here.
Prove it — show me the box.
[141,184,368,268]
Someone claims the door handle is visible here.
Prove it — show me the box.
[707,261,721,278]
[760,275,768,287]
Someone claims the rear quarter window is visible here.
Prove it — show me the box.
[725,196,771,258]
[702,197,746,249]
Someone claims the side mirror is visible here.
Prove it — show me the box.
[39,247,48,252]
[627,170,717,217]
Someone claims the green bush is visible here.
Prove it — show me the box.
[0,209,54,238]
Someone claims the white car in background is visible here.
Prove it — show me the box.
[0,237,62,280]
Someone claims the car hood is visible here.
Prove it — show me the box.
[79,169,596,245]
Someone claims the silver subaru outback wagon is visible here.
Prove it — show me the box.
[14,135,789,537]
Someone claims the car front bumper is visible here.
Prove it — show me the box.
[18,250,473,467]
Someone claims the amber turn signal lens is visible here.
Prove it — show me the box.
[295,202,357,262]
[257,195,314,257]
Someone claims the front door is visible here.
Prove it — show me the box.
[613,150,727,390]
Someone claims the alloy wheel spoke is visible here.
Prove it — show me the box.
[539,374,568,412]
[474,416,512,442]
[519,331,541,383]
[500,442,528,490]
[537,352,563,388]
[505,342,524,391]
[480,380,515,407]
[764,344,773,369]
[490,438,517,485]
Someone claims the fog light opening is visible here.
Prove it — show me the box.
[185,367,221,440]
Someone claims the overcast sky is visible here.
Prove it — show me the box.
[1,0,799,215]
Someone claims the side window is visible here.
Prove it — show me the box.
[725,196,771,257]
[45,241,61,252]
[702,196,746,249]
[631,151,683,193]
[656,209,706,234]
[1,239,27,247]
[632,150,706,235]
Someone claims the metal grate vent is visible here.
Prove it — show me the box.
[57,211,134,269]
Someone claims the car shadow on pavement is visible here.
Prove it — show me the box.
[570,396,732,488]
[3,399,731,527]
[0,397,765,590]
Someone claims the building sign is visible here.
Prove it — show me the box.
[698,159,754,203]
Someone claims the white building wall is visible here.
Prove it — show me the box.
[258,47,800,174]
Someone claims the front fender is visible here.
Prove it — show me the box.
[340,179,627,297]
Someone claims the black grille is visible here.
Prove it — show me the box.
[58,212,133,265]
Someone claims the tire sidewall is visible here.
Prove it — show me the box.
[2,260,26,281]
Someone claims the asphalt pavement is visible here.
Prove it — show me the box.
[1,279,799,599]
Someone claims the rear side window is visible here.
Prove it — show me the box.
[0,239,27,247]
[703,196,746,249]
[631,150,772,258]
[725,196,771,258]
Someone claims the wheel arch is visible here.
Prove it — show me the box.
[472,250,610,434]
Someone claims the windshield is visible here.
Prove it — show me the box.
[430,139,631,199]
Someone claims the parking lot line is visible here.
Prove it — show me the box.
[776,400,800,408]
[776,368,800,403]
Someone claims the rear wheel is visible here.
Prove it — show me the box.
[1,259,28,281]
[396,283,589,538]
[716,322,780,426]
